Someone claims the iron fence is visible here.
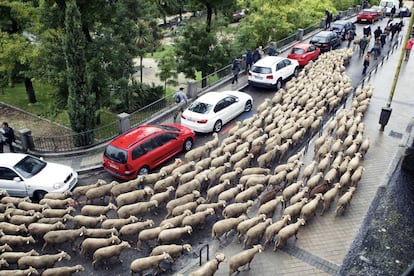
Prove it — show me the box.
[130,95,172,128]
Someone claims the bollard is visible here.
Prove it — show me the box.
[199,244,210,266]
[117,112,131,134]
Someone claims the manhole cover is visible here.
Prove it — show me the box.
[389,130,403,139]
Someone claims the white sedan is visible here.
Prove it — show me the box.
[0,153,78,201]
[180,91,253,133]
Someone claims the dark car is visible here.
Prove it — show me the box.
[330,20,356,40]
[399,7,412,17]
[309,31,341,52]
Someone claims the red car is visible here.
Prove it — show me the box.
[357,8,380,23]
[103,124,195,180]
[287,43,321,66]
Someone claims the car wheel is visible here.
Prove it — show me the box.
[138,166,150,175]
[275,78,283,90]
[183,138,194,152]
[213,120,222,133]
[293,67,299,77]
[244,100,252,112]
[33,190,47,202]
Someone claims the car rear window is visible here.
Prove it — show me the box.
[14,156,46,178]
[104,145,128,164]
[251,66,272,74]
[188,101,213,114]
[291,48,305,55]
[312,35,328,43]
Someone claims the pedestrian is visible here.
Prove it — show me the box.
[390,23,398,40]
[363,0,368,9]
[258,46,264,57]
[246,49,254,70]
[325,9,332,29]
[253,47,261,63]
[346,29,356,48]
[374,26,382,40]
[380,32,387,48]
[390,5,396,19]
[362,53,370,75]
[397,19,404,34]
[267,42,280,56]
[359,35,369,56]
[405,37,414,61]
[370,38,381,60]
[231,56,241,84]
[1,122,15,153]
[173,87,188,122]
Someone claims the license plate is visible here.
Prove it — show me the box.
[254,75,263,80]
[361,19,367,21]
[109,163,119,169]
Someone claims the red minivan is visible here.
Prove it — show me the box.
[103,124,195,180]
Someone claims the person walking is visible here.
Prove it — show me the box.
[325,9,332,29]
[380,32,387,48]
[362,53,370,75]
[346,29,356,48]
[253,47,261,63]
[173,87,188,122]
[231,56,241,84]
[246,49,254,70]
[1,122,15,153]
[267,42,280,56]
[358,35,369,57]
[374,26,382,40]
[405,37,414,61]
[390,5,396,19]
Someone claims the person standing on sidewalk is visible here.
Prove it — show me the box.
[405,37,414,61]
[1,122,15,152]
[231,56,241,84]
[173,87,187,122]
[362,53,370,75]
[246,49,254,71]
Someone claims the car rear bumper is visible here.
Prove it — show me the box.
[103,166,135,181]
[181,119,212,133]
[248,80,277,89]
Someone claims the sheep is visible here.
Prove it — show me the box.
[285,165,303,186]
[153,173,181,193]
[117,200,158,219]
[6,212,43,225]
[263,215,291,248]
[206,132,220,150]
[345,143,359,157]
[210,144,225,158]
[0,222,27,235]
[244,176,270,188]
[151,244,192,259]
[324,166,339,184]
[222,200,254,219]
[212,215,247,241]
[206,180,230,203]
[211,152,231,168]
[335,187,356,216]
[195,157,212,171]
[0,267,39,276]
[282,180,304,207]
[351,166,365,187]
[84,227,119,238]
[331,152,344,168]
[110,178,143,197]
[185,147,207,162]
[194,168,213,186]
[235,184,264,203]
[268,171,287,188]
[257,196,284,218]
[43,191,72,200]
[42,227,87,251]
[306,172,324,189]
[360,137,370,157]
[115,187,154,207]
[282,197,308,218]
[274,163,294,175]
[179,168,202,185]
[150,186,175,206]
[159,158,183,176]
[207,164,231,188]
[136,223,174,250]
[81,202,117,216]
[72,214,107,228]
[72,179,106,199]
[101,216,138,230]
[0,244,12,253]
[42,206,75,218]
[321,183,341,215]
[1,196,31,205]
[0,249,39,264]
[228,121,242,137]
[189,252,226,276]
[239,174,264,186]
[339,156,351,174]
[28,221,65,236]
[234,153,255,170]
[41,265,85,276]
[290,187,309,205]
[160,210,192,228]
[317,153,332,173]
[195,200,226,213]
[182,208,215,228]
[274,218,306,251]
[157,225,193,244]
[0,258,9,269]
[277,139,292,162]
[37,214,73,224]
[236,214,266,242]
[300,193,324,221]
[130,252,173,276]
[171,198,205,217]
[259,186,282,205]
[243,218,272,248]
[175,179,201,198]
[165,191,200,218]
[80,235,121,256]
[309,182,329,198]
[228,245,263,276]
[18,251,71,270]
[0,235,35,247]
[92,241,131,269]
[302,161,317,182]
[17,201,49,212]
[229,148,250,165]
[119,219,154,237]
[137,172,163,186]
[218,168,243,184]
[38,198,72,209]
[257,147,278,168]
[218,184,244,203]
[85,181,117,203]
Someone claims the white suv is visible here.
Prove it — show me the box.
[248,56,299,90]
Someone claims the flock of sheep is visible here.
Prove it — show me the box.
[0,48,373,276]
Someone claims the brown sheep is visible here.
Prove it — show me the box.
[41,265,84,276]
[28,221,65,236]
[119,219,154,237]
[0,249,39,264]
[309,182,330,198]
[244,218,272,248]
[92,241,131,269]
[212,215,247,241]
[81,202,117,216]
[42,227,87,252]
[18,251,71,270]
[274,218,306,251]
[189,253,226,276]
[263,215,291,248]
[259,186,282,205]
[228,245,263,276]
[101,216,138,230]
[157,225,192,244]
[130,252,173,276]
[80,235,121,256]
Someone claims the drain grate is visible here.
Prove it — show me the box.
[389,130,403,139]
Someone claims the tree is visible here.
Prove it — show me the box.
[63,0,95,146]
[156,47,179,92]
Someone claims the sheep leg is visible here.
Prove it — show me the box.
[41,242,48,252]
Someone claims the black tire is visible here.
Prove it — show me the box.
[244,100,252,112]
[183,138,194,152]
[293,67,299,77]
[33,190,47,202]
[275,78,283,90]
[138,166,150,175]
[213,120,223,133]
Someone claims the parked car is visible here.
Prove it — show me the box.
[287,43,321,66]
[379,0,400,15]
[371,5,387,18]
[0,153,78,201]
[103,124,195,179]
[181,91,253,133]
[399,7,412,17]
[357,8,381,23]
[330,20,356,39]
[248,56,299,89]
[309,31,341,52]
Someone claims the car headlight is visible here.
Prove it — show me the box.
[53,182,66,189]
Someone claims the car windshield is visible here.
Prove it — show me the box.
[188,101,213,114]
[251,66,272,74]
[14,156,47,178]
[291,48,305,55]
[104,145,128,164]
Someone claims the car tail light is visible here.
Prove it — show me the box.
[181,114,186,119]
[322,43,329,47]
[248,71,252,76]
[197,119,208,124]
[266,75,274,79]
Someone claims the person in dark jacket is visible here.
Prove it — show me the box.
[246,49,254,70]
[359,35,369,56]
[231,57,241,84]
[1,122,15,152]
[362,53,370,75]
[374,26,382,40]
[253,47,261,63]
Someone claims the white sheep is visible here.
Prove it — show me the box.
[0,249,39,265]
[179,169,202,185]
[130,252,173,276]
[18,251,71,270]
[171,199,204,217]
[42,206,75,218]
[150,186,175,206]
[28,221,65,236]
[282,197,308,219]
[153,173,181,193]
[119,219,154,237]
[109,177,142,197]
[233,153,255,170]
[172,161,196,175]
[300,193,324,221]
[228,245,263,275]
[236,214,266,242]
[242,167,271,176]
[195,200,226,213]
[335,187,356,216]
[165,191,200,218]
[351,166,365,187]
[257,196,284,218]
[222,200,253,219]
[321,183,341,215]
[0,222,28,235]
[290,187,309,205]
[84,227,119,238]
[188,252,226,276]
[243,218,272,248]
[244,176,270,188]
[185,147,207,162]
[235,184,264,203]
[42,227,87,252]
[116,200,158,219]
[218,168,243,184]
[136,223,173,250]
[0,235,35,248]
[182,208,215,228]
[159,158,183,176]
[41,265,84,276]
[263,215,291,248]
[80,235,121,256]
[72,179,106,199]
[302,161,317,183]
[212,215,247,241]
[0,244,12,254]
[157,225,192,244]
[81,202,117,216]
[72,214,107,228]
[195,157,213,170]
[92,241,131,269]
[206,180,231,203]
[175,179,201,198]
[101,216,138,230]
[274,218,306,251]
[85,181,117,204]
[0,267,38,276]
[17,201,50,212]
[160,210,192,228]
[282,180,304,207]
[211,152,231,168]
[218,184,244,203]
[306,172,324,189]
[150,244,192,259]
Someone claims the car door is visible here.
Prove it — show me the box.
[282,59,295,78]
[150,133,181,166]
[214,98,233,124]
[221,96,240,123]
[0,167,29,197]
[330,33,340,48]
[275,60,288,80]
[307,45,318,61]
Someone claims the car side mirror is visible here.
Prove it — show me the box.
[13,177,21,182]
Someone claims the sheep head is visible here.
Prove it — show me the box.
[57,251,71,261]
[215,252,226,262]
[192,190,201,198]
[185,226,193,234]
[253,244,264,253]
